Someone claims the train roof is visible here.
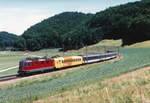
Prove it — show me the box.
[21,57,51,62]
[82,52,117,57]
[53,56,82,60]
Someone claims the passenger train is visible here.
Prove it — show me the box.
[18,51,117,75]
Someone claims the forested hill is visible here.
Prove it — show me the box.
[88,0,150,45]
[0,32,18,49]
[15,0,150,51]
[14,12,93,51]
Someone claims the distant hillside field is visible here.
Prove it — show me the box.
[93,39,122,47]
[125,40,150,48]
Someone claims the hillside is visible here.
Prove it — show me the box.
[14,0,150,51]
[0,32,18,50]
[32,40,150,103]
[88,0,150,45]
[14,12,93,51]
[35,66,150,103]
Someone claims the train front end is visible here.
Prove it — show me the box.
[18,60,32,75]
[18,58,55,76]
[18,60,24,75]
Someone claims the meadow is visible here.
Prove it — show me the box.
[0,51,28,76]
[0,47,150,103]
[38,66,150,103]
[0,51,25,69]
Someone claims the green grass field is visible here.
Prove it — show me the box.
[0,47,150,103]
[40,65,150,103]
[0,51,26,69]
[0,51,28,76]
[1,40,150,103]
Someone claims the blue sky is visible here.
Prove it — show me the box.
[0,0,140,35]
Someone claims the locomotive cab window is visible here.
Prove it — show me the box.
[41,61,44,64]
[24,62,28,67]
[24,62,31,67]
[28,62,31,66]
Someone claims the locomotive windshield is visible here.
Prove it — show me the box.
[19,61,22,66]
[19,61,29,67]
[23,62,29,67]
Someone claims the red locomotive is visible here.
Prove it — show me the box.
[18,57,54,75]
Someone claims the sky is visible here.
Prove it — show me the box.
[0,0,140,35]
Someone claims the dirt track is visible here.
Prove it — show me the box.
[0,66,18,73]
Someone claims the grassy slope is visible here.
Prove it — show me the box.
[36,66,150,103]
[1,47,150,103]
[125,40,150,48]
[34,40,150,103]
[93,39,122,47]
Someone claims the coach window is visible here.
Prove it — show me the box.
[59,60,61,63]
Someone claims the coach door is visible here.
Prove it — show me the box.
[55,57,64,68]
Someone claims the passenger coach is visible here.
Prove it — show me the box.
[53,56,83,68]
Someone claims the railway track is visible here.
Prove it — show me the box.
[0,74,20,82]
[0,55,120,82]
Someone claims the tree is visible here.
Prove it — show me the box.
[14,37,26,51]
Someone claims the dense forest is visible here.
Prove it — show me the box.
[88,0,150,45]
[14,0,150,51]
[0,32,18,50]
[14,12,93,51]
